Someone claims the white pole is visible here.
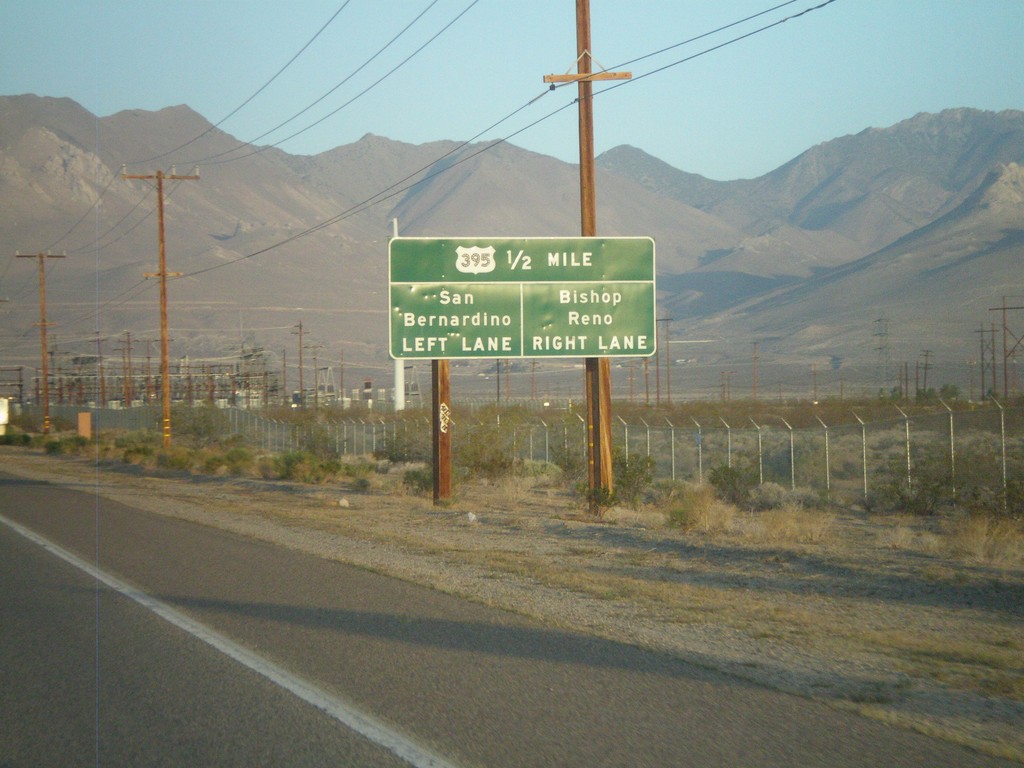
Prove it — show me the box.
[392,218,405,412]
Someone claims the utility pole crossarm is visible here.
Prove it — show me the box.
[544,49,631,84]
[543,71,632,83]
[122,168,200,183]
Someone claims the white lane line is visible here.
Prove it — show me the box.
[1,513,461,768]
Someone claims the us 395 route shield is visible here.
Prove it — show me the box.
[389,237,656,359]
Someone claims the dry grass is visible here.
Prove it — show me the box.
[603,506,669,529]
[863,629,1024,700]
[664,482,736,534]
[945,514,1024,566]
[660,484,835,548]
[740,504,835,546]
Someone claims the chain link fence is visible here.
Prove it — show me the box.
[29,401,1023,509]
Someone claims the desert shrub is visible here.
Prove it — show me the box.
[792,486,823,507]
[174,404,230,448]
[48,415,76,433]
[707,464,757,506]
[43,435,88,456]
[749,482,788,510]
[519,459,563,485]
[115,430,158,464]
[272,450,338,483]
[0,432,30,446]
[375,424,430,463]
[402,466,433,495]
[749,482,823,511]
[224,446,254,476]
[945,512,1024,565]
[201,452,227,474]
[613,450,655,508]
[743,505,835,546]
[298,424,337,459]
[547,424,587,487]
[338,458,375,479]
[273,450,312,481]
[256,455,277,479]
[156,447,194,472]
[875,452,949,516]
[458,421,514,479]
[579,483,615,515]
[666,482,735,533]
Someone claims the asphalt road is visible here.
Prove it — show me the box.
[1,469,1015,767]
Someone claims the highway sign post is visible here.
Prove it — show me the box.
[389,236,656,360]
[390,236,655,507]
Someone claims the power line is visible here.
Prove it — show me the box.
[189,0,444,167]
[129,1,355,166]
[6,0,840,359]
[180,0,841,275]
[199,0,481,167]
[612,0,800,71]
[180,96,573,279]
[594,0,840,95]
[20,0,464,263]
[32,1,819,277]
[34,4,354,255]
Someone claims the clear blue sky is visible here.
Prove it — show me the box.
[1,0,1022,180]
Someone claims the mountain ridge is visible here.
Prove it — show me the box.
[1,94,1021,396]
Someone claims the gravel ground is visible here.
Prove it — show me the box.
[2,447,1022,763]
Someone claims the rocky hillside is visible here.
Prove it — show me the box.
[1,95,1021,397]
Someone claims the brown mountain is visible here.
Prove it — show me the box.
[1,95,1021,398]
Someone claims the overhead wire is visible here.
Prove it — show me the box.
[29,0,456,263]
[177,0,840,279]
[190,0,444,166]
[612,0,799,70]
[595,0,840,95]
[6,0,839,362]
[198,0,481,167]
[180,93,572,279]
[127,1,354,167]
[1,1,471,359]
[39,1,355,255]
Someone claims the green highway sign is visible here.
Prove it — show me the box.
[389,237,656,359]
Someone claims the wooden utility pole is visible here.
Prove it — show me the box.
[292,321,305,409]
[544,0,630,508]
[432,359,452,502]
[920,349,932,395]
[990,297,1024,398]
[657,317,673,405]
[16,251,65,434]
[123,167,199,447]
[96,332,107,406]
[282,349,287,406]
[977,325,986,398]
[752,341,760,401]
[118,331,133,404]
